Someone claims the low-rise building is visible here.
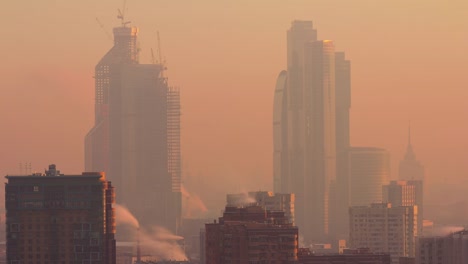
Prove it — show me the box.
[205,205,298,264]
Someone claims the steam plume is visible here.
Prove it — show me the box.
[181,185,208,218]
[114,204,139,228]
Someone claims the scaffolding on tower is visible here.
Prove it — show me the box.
[167,86,181,193]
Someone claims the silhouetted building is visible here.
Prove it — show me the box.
[399,127,424,181]
[298,247,391,264]
[85,23,181,234]
[274,20,338,242]
[349,147,390,206]
[383,180,423,235]
[205,205,298,264]
[226,191,295,224]
[349,203,418,264]
[332,52,351,239]
[416,230,468,264]
[5,164,116,263]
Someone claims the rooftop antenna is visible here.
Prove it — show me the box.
[157,31,163,65]
[117,0,131,27]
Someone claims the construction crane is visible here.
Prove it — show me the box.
[95,18,112,41]
[150,48,156,64]
[117,0,131,27]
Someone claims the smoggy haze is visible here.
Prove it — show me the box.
[0,0,467,219]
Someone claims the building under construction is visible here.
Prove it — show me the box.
[85,20,181,234]
[5,164,116,263]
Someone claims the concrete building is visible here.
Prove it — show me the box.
[349,203,418,264]
[205,205,298,264]
[5,164,116,263]
[416,229,468,264]
[383,180,423,234]
[298,248,391,264]
[226,191,295,224]
[85,23,181,234]
[349,147,390,206]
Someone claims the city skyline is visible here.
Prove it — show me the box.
[0,1,467,224]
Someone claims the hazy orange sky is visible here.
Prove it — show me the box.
[1,0,467,217]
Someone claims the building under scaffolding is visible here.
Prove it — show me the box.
[85,23,182,234]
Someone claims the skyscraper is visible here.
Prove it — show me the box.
[85,24,181,234]
[333,52,351,238]
[399,126,424,181]
[303,40,336,241]
[274,21,338,242]
[5,165,116,263]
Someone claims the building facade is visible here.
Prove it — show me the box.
[205,205,298,264]
[383,180,424,235]
[226,191,295,224]
[85,24,181,234]
[349,203,418,264]
[416,230,468,264]
[5,164,116,263]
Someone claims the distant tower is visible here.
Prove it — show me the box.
[332,51,351,238]
[273,21,338,242]
[85,21,181,235]
[273,70,288,193]
[303,40,336,241]
[399,125,424,181]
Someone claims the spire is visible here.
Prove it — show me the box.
[408,122,411,147]
[404,122,416,161]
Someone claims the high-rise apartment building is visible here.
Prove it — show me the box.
[274,20,338,242]
[349,203,418,264]
[226,191,295,224]
[5,164,116,263]
[348,147,390,206]
[205,205,298,264]
[416,230,468,264]
[383,180,423,234]
[85,24,181,233]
